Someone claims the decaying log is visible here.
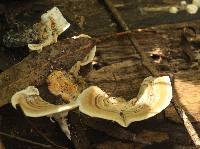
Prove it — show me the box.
[66,60,199,148]
[0,38,95,107]
[68,110,195,148]
[66,23,200,147]
[98,0,200,144]
[2,1,200,148]
[78,113,169,145]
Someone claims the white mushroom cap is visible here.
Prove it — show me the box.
[186,4,198,14]
[169,7,178,14]
[40,7,70,35]
[28,7,70,51]
[181,0,187,6]
[77,76,172,127]
[11,86,78,117]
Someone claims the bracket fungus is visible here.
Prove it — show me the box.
[11,76,172,127]
[11,86,76,139]
[77,76,172,127]
[28,7,70,51]
[11,86,78,117]
[11,33,97,115]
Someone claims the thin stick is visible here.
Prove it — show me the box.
[25,115,68,149]
[0,131,51,148]
[95,30,132,43]
[16,106,68,149]
[104,0,200,146]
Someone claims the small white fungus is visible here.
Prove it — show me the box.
[28,7,70,52]
[169,6,178,13]
[186,4,198,14]
[180,1,187,6]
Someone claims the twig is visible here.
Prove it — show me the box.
[0,131,51,148]
[104,0,200,146]
[141,5,185,13]
[95,30,132,43]
[25,118,68,149]
[104,0,159,75]
[17,106,68,149]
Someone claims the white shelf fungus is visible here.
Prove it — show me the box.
[28,7,70,52]
[11,76,172,127]
[11,86,78,117]
[77,76,172,127]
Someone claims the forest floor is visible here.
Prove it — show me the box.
[0,0,200,149]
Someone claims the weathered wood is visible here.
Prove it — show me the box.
[0,38,95,107]
[68,110,196,148]
[68,111,91,149]
[88,23,200,124]
[67,24,200,147]
[1,0,200,148]
[86,60,149,99]
[166,70,200,122]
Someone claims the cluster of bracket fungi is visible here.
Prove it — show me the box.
[10,7,172,138]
